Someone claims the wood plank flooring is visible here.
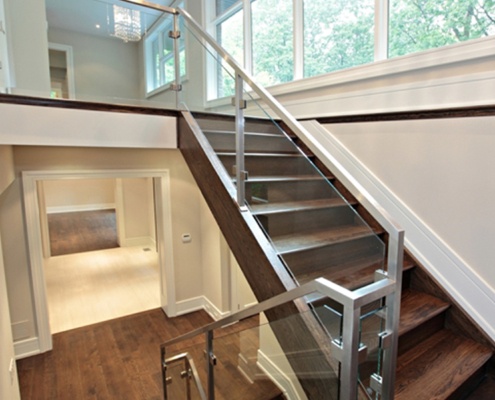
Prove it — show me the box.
[45,246,160,333]
[48,210,119,256]
[17,309,282,400]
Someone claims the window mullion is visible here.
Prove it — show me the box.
[293,0,303,80]
[375,0,389,61]
[243,0,252,74]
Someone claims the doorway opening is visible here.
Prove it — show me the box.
[23,169,176,351]
[48,43,75,99]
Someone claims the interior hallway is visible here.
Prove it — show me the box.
[45,246,160,333]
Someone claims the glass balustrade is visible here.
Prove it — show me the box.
[178,13,387,292]
[3,1,403,398]
[162,279,395,400]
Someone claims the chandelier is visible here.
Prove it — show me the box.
[113,5,142,43]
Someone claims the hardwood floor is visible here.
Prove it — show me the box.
[44,246,160,333]
[17,309,283,400]
[48,210,119,256]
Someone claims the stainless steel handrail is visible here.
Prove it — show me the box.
[163,277,395,348]
[161,276,396,399]
[121,2,404,397]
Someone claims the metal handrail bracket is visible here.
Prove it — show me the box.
[163,352,207,400]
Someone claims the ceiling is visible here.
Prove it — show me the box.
[45,0,175,38]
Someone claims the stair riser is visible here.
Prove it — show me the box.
[246,179,339,203]
[218,154,317,177]
[398,313,446,356]
[280,236,384,284]
[257,207,361,237]
[205,131,297,154]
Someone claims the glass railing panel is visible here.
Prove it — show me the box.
[162,302,349,400]
[178,11,387,291]
[163,352,206,400]
[358,304,388,400]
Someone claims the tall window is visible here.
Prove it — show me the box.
[389,0,495,58]
[215,2,244,98]
[252,0,294,86]
[304,0,374,78]
[145,5,186,95]
[208,0,495,99]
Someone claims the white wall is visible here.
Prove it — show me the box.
[299,118,495,341]
[43,178,116,213]
[48,28,140,102]
[0,102,177,149]
[3,0,50,95]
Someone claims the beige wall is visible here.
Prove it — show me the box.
[48,27,140,102]
[0,229,21,400]
[0,146,14,192]
[120,177,155,246]
[1,146,204,345]
[0,146,21,399]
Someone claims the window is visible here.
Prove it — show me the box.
[252,0,294,86]
[389,0,495,58]
[145,5,186,95]
[304,0,374,78]
[207,0,495,99]
[216,5,244,98]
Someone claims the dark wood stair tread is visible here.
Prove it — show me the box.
[395,329,493,399]
[273,225,381,254]
[217,151,305,158]
[250,198,351,215]
[204,129,287,138]
[245,175,331,183]
[399,289,450,336]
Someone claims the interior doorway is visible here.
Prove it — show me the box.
[38,176,160,333]
[22,169,176,352]
[48,43,75,99]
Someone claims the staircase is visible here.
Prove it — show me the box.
[181,112,494,398]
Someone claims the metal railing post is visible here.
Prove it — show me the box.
[234,73,247,210]
[171,12,182,109]
[381,230,404,399]
[206,330,216,400]
[339,303,360,399]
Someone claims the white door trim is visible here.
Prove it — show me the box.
[22,169,176,353]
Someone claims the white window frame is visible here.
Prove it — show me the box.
[206,0,495,102]
[144,1,186,97]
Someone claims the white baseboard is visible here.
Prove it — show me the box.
[47,203,115,214]
[175,296,230,322]
[14,337,41,360]
[300,120,495,342]
[120,236,155,248]
[257,350,305,400]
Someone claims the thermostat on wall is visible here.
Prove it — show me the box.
[182,233,192,243]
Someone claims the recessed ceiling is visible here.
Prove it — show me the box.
[45,0,174,38]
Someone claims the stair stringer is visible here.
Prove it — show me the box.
[178,110,341,399]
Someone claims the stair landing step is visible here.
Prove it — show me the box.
[273,225,381,254]
[250,198,352,215]
[399,289,450,336]
[395,329,493,400]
